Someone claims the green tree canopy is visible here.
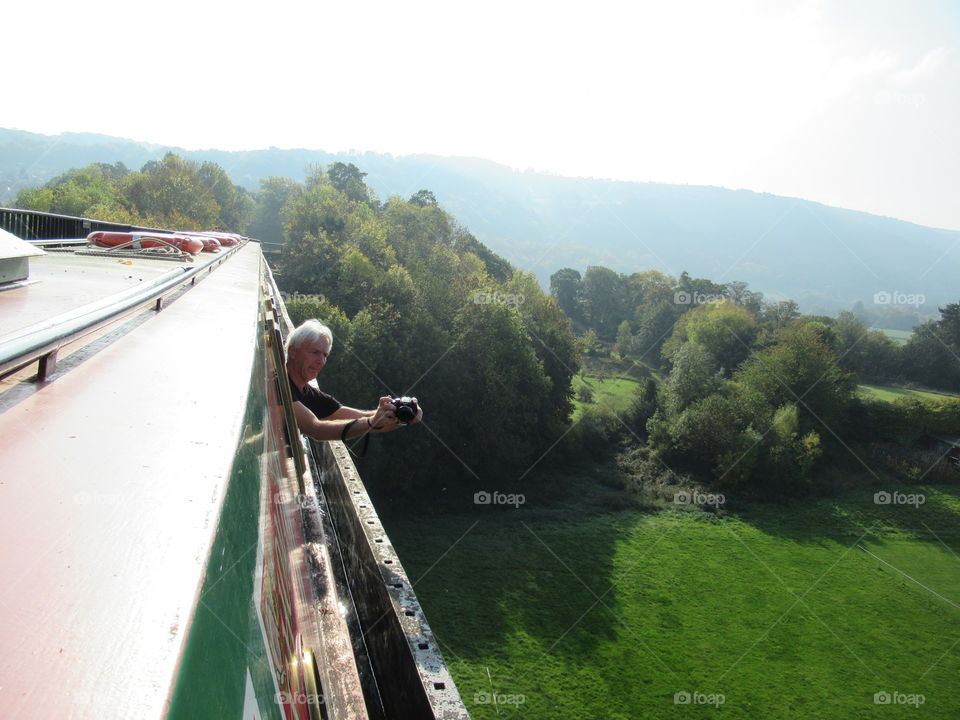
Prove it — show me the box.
[581,265,626,340]
[550,268,583,321]
[662,299,757,374]
[16,154,251,232]
[278,162,580,497]
[409,189,438,207]
[734,321,856,430]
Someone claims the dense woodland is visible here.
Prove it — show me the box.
[14,157,960,503]
[271,164,579,501]
[14,154,253,231]
[552,265,960,392]
[554,265,960,495]
[7,128,960,319]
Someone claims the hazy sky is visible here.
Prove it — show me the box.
[7,0,959,230]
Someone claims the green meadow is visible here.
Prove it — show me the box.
[873,328,913,345]
[385,470,960,719]
[858,383,959,402]
[572,374,644,420]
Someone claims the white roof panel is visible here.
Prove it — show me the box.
[0,228,46,259]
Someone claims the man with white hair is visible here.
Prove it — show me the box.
[285,318,421,441]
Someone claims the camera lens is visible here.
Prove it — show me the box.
[391,396,418,424]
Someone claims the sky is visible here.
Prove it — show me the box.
[6,0,959,230]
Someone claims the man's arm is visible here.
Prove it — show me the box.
[325,401,423,432]
[293,396,417,441]
[293,402,375,441]
[325,405,373,421]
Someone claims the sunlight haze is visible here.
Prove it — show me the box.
[6,0,959,229]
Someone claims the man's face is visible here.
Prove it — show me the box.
[290,336,331,380]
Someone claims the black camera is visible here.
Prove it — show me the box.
[391,396,419,424]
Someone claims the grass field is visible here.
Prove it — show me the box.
[572,374,643,420]
[383,469,960,719]
[873,328,913,345]
[858,383,958,402]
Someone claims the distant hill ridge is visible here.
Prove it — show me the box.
[3,127,958,314]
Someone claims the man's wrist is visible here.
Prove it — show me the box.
[341,418,358,442]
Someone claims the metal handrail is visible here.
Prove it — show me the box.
[29,238,89,248]
[0,242,245,380]
[0,206,171,235]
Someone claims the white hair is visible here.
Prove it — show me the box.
[286,319,334,353]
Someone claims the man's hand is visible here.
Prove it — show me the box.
[410,397,423,424]
[370,396,398,429]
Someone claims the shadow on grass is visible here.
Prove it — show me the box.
[371,460,641,666]
[726,482,960,549]
[371,451,960,712]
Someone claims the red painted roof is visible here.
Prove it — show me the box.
[0,244,262,717]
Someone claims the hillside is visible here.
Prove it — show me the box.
[3,128,958,314]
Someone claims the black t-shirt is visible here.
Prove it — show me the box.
[290,378,342,419]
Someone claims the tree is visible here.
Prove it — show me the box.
[659,342,722,417]
[381,196,455,264]
[735,321,855,430]
[550,268,583,321]
[123,154,221,229]
[760,300,801,329]
[939,302,960,349]
[660,393,752,479]
[676,271,727,305]
[625,269,676,309]
[724,280,764,314]
[17,163,125,218]
[851,300,873,325]
[616,320,636,358]
[248,176,301,245]
[662,299,757,375]
[899,302,960,392]
[453,231,512,281]
[327,162,372,204]
[284,175,352,245]
[581,328,601,357]
[409,189,437,207]
[581,265,626,339]
[633,300,682,364]
[15,156,249,231]
[444,300,557,470]
[197,161,253,230]
[15,186,54,212]
[901,317,960,392]
[274,168,581,498]
[503,271,581,424]
[833,311,899,381]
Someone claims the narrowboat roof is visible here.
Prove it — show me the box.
[0,243,262,717]
[0,229,45,260]
[0,250,182,337]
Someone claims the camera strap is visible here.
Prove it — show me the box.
[344,420,372,459]
[341,419,358,443]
